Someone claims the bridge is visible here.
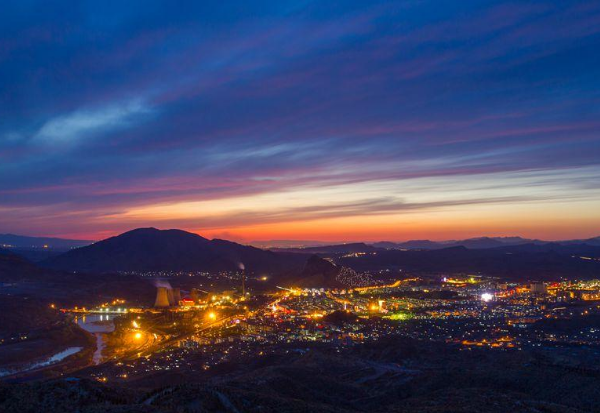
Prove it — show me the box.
[62,307,131,314]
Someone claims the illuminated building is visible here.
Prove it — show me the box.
[530,282,547,294]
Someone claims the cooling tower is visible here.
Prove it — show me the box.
[190,288,199,303]
[167,288,175,306]
[154,287,170,307]
[173,288,182,305]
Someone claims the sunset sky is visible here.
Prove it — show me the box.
[1,1,600,242]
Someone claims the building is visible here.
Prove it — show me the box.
[530,282,547,294]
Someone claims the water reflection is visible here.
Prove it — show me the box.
[75,314,116,364]
[0,347,83,377]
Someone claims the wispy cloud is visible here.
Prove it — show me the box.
[32,99,152,145]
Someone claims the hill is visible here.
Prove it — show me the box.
[36,229,600,280]
[41,228,307,274]
[0,234,92,250]
[375,236,540,250]
[294,255,344,288]
[337,244,600,280]
[562,236,600,247]
[273,242,380,254]
[3,337,600,412]
[249,240,331,249]
[374,240,441,250]
[276,237,544,253]
[372,236,600,250]
[0,248,42,282]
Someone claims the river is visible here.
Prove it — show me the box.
[75,314,116,365]
[0,346,84,378]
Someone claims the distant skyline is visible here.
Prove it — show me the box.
[1,1,600,241]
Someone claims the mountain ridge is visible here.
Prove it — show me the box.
[41,228,307,274]
[0,233,93,250]
[262,236,600,253]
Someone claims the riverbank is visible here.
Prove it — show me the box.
[0,322,95,379]
[0,294,97,379]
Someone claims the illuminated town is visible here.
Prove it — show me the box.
[34,270,599,384]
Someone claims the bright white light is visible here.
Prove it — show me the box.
[481,293,493,302]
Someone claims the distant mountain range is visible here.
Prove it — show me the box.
[0,233,93,250]
[265,237,600,281]
[41,228,307,274]
[1,228,598,280]
[249,240,333,249]
[389,235,600,249]
[274,242,380,254]
[5,231,600,254]
[336,244,600,280]
[372,236,541,250]
[272,236,600,253]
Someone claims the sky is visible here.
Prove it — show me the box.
[1,1,600,242]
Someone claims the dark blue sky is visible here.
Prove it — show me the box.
[1,1,600,241]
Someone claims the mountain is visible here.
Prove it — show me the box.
[562,236,600,247]
[0,248,42,282]
[489,236,539,244]
[209,238,307,273]
[584,236,600,246]
[273,242,380,254]
[374,240,441,250]
[0,247,30,271]
[0,233,93,250]
[27,229,600,279]
[336,244,600,280]
[41,228,307,274]
[249,240,332,249]
[4,248,64,263]
[452,237,507,249]
[294,255,343,288]
[374,236,544,250]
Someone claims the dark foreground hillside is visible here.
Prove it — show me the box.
[2,337,600,413]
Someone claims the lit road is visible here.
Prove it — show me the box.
[122,314,239,361]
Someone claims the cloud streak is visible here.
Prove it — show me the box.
[32,100,152,145]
